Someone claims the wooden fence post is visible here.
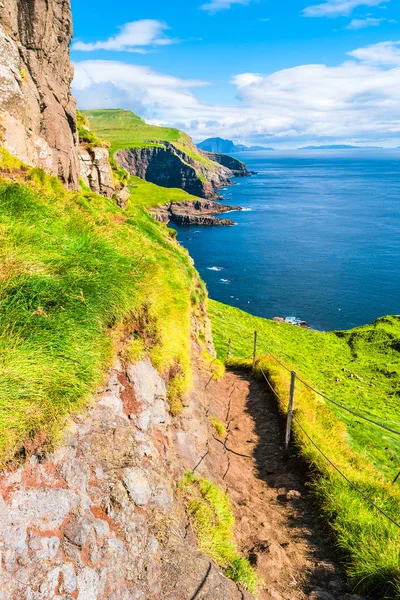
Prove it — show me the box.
[285,371,296,451]
[226,338,231,361]
[252,331,258,372]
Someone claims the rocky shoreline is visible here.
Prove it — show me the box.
[151,198,241,226]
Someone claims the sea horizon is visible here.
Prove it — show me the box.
[173,149,400,332]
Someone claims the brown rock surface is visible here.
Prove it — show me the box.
[152,198,241,226]
[0,0,79,188]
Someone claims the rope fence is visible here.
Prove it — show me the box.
[293,415,400,529]
[225,331,400,527]
[227,332,400,436]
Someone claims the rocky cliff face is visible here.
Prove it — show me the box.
[0,0,79,188]
[0,352,252,600]
[115,142,242,199]
[79,146,115,198]
[201,151,250,177]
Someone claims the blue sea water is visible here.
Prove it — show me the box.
[173,150,400,331]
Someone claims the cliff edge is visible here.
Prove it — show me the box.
[84,109,250,199]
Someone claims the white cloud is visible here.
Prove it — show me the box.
[348,40,400,64]
[303,0,388,18]
[73,61,207,114]
[73,41,400,147]
[72,20,178,53]
[200,0,254,14]
[347,17,386,29]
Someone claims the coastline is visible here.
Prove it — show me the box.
[151,193,243,227]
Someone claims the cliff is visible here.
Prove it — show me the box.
[0,0,79,188]
[115,142,241,199]
[79,146,115,198]
[0,152,260,598]
[201,151,250,176]
[84,109,250,199]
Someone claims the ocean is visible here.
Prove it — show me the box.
[173,150,400,331]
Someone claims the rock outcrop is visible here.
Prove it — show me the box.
[0,354,252,600]
[152,198,241,226]
[115,142,245,199]
[201,151,250,177]
[0,0,79,188]
[79,146,115,198]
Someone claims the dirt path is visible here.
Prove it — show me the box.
[202,369,363,600]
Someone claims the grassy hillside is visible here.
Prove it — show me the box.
[82,109,216,167]
[210,300,400,597]
[0,148,206,464]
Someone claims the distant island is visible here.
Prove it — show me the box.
[198,137,274,153]
[298,144,384,150]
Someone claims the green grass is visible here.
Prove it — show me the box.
[127,176,201,208]
[82,109,217,168]
[0,149,206,464]
[77,110,110,150]
[82,109,181,153]
[209,300,400,597]
[210,416,227,437]
[178,472,260,594]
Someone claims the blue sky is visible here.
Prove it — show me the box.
[71,0,400,147]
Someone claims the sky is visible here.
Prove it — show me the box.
[71,0,400,148]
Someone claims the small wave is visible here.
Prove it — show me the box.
[220,278,231,284]
[207,266,223,271]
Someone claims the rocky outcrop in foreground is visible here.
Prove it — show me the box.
[115,142,249,199]
[0,355,251,600]
[152,198,241,226]
[0,0,80,188]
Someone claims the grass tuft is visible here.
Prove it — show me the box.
[77,110,110,150]
[200,349,225,381]
[210,416,226,437]
[178,472,261,593]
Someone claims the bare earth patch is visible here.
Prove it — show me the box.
[194,368,364,600]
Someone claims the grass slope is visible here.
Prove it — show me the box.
[210,300,400,597]
[0,148,206,464]
[127,176,201,208]
[82,109,216,167]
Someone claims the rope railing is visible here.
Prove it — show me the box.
[245,341,400,529]
[226,331,400,487]
[233,334,400,437]
[292,415,400,529]
[294,373,400,437]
